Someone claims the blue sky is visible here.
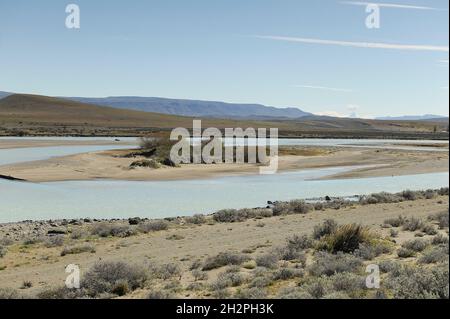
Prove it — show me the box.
[0,0,448,117]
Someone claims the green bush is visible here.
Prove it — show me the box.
[318,224,372,254]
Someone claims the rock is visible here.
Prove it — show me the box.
[47,229,67,235]
[128,217,142,225]
[325,196,332,201]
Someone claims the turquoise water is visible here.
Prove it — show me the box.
[0,168,448,223]
[0,138,448,223]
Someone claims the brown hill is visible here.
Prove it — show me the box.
[0,94,447,139]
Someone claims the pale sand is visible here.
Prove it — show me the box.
[0,196,447,293]
[0,146,447,182]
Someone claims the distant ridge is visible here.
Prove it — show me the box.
[376,114,448,121]
[1,93,448,139]
[0,91,12,100]
[65,96,311,120]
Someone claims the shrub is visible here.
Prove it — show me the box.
[287,200,313,214]
[192,269,208,281]
[0,288,20,299]
[61,244,96,256]
[379,260,402,274]
[354,241,393,260]
[397,248,416,258]
[277,246,307,263]
[241,208,273,219]
[277,287,313,299]
[402,217,424,232]
[272,268,303,281]
[390,229,399,238]
[22,237,44,246]
[421,223,438,236]
[44,235,65,248]
[91,223,136,238]
[202,252,249,271]
[318,224,372,254]
[37,286,87,299]
[360,192,402,205]
[255,253,279,269]
[211,272,245,290]
[152,263,181,280]
[330,272,366,294]
[0,238,13,246]
[437,187,449,196]
[184,214,206,225]
[147,290,176,299]
[0,245,7,258]
[70,229,86,240]
[419,246,449,264]
[401,190,421,201]
[130,159,161,169]
[138,220,169,233]
[430,211,449,229]
[313,219,338,240]
[213,209,246,223]
[308,252,363,277]
[424,189,438,199]
[212,289,231,299]
[21,280,33,289]
[402,239,429,252]
[384,216,407,228]
[234,288,267,299]
[432,234,449,245]
[387,264,449,299]
[314,202,325,211]
[82,261,148,297]
[286,234,315,250]
[249,276,273,288]
[301,277,333,299]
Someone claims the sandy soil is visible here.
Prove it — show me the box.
[0,146,447,182]
[0,196,447,295]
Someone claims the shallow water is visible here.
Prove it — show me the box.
[0,137,448,223]
[0,167,448,223]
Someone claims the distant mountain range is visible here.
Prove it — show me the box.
[376,115,449,122]
[1,93,448,139]
[0,91,448,123]
[0,91,12,99]
[63,96,311,120]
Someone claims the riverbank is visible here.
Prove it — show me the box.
[0,145,447,182]
[0,190,448,299]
